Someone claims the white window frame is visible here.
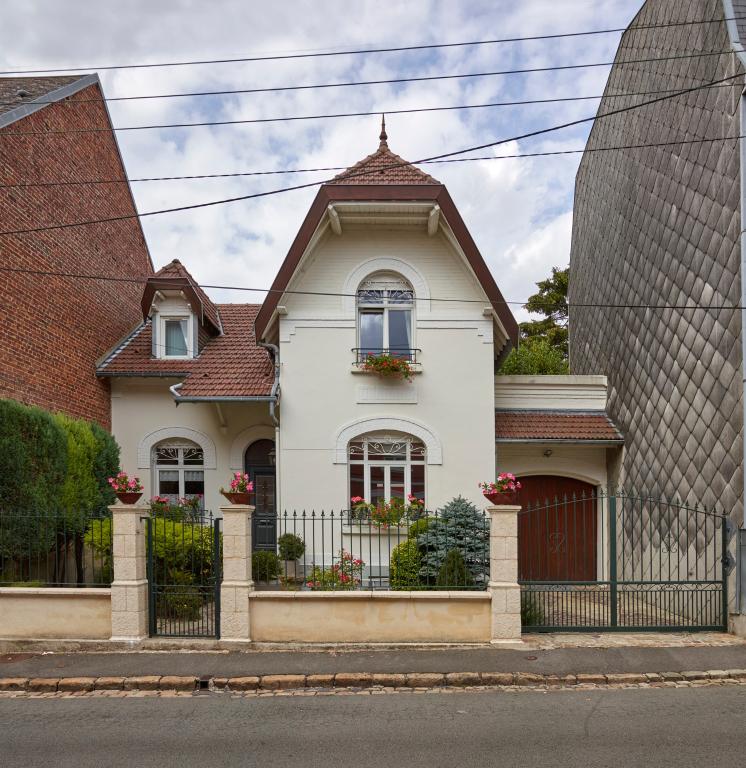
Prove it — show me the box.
[158,314,194,359]
[356,275,415,356]
[348,434,426,505]
[152,441,205,501]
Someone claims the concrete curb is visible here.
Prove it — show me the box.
[2,668,746,694]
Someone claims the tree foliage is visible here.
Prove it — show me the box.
[54,413,99,531]
[498,338,569,375]
[0,399,66,517]
[436,548,473,588]
[417,496,489,584]
[497,266,569,375]
[89,421,120,516]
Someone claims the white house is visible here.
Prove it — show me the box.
[98,123,622,564]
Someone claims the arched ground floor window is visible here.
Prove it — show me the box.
[348,432,425,505]
[152,439,205,504]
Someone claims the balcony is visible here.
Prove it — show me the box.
[352,348,421,365]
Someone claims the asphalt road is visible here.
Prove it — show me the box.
[1,687,744,767]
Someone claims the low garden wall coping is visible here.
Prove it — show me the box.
[249,591,490,600]
[0,588,112,597]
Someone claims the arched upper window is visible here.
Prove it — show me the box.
[356,272,414,360]
[152,438,205,503]
[348,432,426,506]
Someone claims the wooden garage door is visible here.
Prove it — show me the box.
[517,475,597,582]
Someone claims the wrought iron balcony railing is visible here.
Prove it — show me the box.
[352,347,421,364]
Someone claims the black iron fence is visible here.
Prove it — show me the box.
[254,509,489,590]
[352,347,421,363]
[146,511,221,638]
[0,509,113,587]
[519,490,735,632]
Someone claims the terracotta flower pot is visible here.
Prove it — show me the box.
[115,491,143,505]
[222,491,252,505]
[483,490,517,505]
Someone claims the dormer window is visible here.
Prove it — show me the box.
[164,318,190,357]
[158,314,194,359]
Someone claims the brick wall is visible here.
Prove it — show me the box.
[570,0,744,521]
[0,81,153,427]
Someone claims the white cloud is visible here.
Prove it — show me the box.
[2,0,644,313]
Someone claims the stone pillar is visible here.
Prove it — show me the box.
[220,505,254,643]
[110,503,149,642]
[486,505,522,644]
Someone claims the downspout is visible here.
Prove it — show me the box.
[259,342,281,514]
[170,382,183,404]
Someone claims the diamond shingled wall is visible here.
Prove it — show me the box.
[569,0,744,526]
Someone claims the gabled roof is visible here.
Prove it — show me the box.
[329,119,440,185]
[495,409,624,444]
[141,259,222,335]
[0,74,96,126]
[97,304,275,399]
[254,122,519,350]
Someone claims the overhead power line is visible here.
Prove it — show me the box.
[1,77,742,136]
[0,16,743,75]
[0,70,742,237]
[0,264,741,312]
[1,132,744,190]
[0,50,734,118]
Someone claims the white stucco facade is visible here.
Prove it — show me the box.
[275,219,501,513]
[111,378,275,513]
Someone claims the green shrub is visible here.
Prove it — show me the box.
[306,550,364,590]
[89,422,120,516]
[390,538,421,589]
[278,533,305,561]
[436,548,474,588]
[521,592,544,627]
[407,517,432,540]
[418,497,489,585]
[84,517,113,583]
[54,413,98,529]
[159,571,203,621]
[0,398,67,517]
[497,338,569,375]
[252,550,280,581]
[149,517,216,582]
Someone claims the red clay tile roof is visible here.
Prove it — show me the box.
[329,137,440,185]
[495,410,624,443]
[98,304,275,398]
[142,259,222,334]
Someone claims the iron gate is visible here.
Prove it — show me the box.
[146,512,221,638]
[518,490,735,632]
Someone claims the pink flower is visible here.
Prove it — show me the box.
[351,496,364,504]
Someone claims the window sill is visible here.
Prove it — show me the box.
[350,364,422,375]
[342,524,410,535]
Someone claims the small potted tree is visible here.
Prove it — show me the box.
[479,473,522,505]
[220,472,254,504]
[278,533,305,583]
[108,472,144,504]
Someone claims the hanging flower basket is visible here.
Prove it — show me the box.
[479,474,521,505]
[220,472,254,504]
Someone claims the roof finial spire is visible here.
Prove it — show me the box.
[379,114,388,147]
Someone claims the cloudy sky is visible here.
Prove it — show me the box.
[3,0,644,320]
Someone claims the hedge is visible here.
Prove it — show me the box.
[0,399,121,585]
